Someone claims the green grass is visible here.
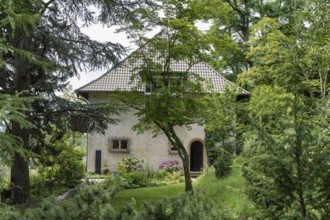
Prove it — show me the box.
[111,182,185,211]
[195,159,254,217]
[111,158,254,217]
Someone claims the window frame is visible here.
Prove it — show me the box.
[144,72,188,95]
[108,137,131,153]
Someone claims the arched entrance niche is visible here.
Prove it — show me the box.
[190,140,204,171]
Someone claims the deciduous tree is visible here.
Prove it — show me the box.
[114,0,212,192]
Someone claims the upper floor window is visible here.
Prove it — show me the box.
[144,72,188,95]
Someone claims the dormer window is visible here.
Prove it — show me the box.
[144,72,188,95]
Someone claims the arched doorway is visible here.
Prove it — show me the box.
[190,141,203,171]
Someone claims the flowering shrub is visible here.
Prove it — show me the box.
[159,160,181,173]
[118,157,144,174]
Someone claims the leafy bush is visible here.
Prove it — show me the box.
[153,169,169,180]
[34,139,85,189]
[166,171,184,184]
[116,172,150,189]
[0,204,20,220]
[205,129,238,165]
[102,166,111,175]
[118,192,230,220]
[115,157,152,189]
[213,148,233,178]
[115,157,184,189]
[117,157,144,174]
[159,160,182,173]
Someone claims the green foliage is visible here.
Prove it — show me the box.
[0,183,121,219]
[238,5,330,97]
[21,183,120,220]
[116,157,151,189]
[242,86,330,219]
[203,88,241,178]
[117,157,144,174]
[0,165,9,201]
[0,203,20,220]
[118,192,230,220]
[102,166,111,175]
[165,171,184,184]
[116,0,218,193]
[114,157,184,189]
[195,162,255,219]
[153,169,169,181]
[233,2,330,217]
[0,93,36,161]
[1,0,153,203]
[33,132,85,190]
[213,148,233,179]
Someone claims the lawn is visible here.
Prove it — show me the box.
[194,161,254,217]
[111,158,254,217]
[112,182,185,211]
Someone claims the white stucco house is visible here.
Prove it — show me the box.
[75,39,248,175]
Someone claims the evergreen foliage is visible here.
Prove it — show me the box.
[118,192,230,220]
[14,183,120,220]
[0,93,36,161]
[243,87,330,218]
[238,1,330,217]
[0,0,153,203]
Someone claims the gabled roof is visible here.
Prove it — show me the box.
[75,40,249,96]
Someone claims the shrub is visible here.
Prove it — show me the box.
[116,157,153,189]
[153,169,169,180]
[22,183,120,219]
[213,148,233,178]
[0,204,20,220]
[118,192,230,220]
[159,160,181,173]
[102,166,111,175]
[165,171,184,184]
[117,157,144,174]
[34,140,85,189]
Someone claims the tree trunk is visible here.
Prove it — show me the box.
[168,128,194,193]
[181,149,193,192]
[11,45,31,203]
[11,134,30,203]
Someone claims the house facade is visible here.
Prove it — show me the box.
[76,42,248,174]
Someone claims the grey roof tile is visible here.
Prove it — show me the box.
[76,42,249,95]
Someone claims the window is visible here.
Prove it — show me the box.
[108,137,130,153]
[144,72,188,95]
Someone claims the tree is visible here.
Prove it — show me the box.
[238,0,330,217]
[113,0,213,192]
[0,0,153,203]
[195,0,307,82]
[243,86,330,218]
